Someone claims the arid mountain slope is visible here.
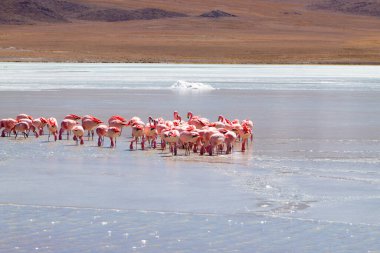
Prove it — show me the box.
[1,0,380,64]
[310,0,380,17]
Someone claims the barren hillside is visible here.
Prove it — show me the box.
[1,0,380,64]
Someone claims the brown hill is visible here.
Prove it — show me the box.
[1,0,380,64]
[0,0,89,24]
[0,0,187,24]
[310,0,380,17]
[77,8,187,22]
[199,10,236,18]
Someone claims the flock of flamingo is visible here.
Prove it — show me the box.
[0,112,253,156]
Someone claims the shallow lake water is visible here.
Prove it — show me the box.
[0,63,379,252]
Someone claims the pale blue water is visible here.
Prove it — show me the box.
[1,63,380,90]
[0,63,379,252]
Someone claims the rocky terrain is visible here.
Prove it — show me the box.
[0,0,239,24]
[310,0,380,17]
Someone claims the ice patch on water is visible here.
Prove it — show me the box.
[170,80,215,90]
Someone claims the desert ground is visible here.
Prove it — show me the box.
[1,0,380,64]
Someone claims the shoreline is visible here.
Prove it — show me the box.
[2,60,380,66]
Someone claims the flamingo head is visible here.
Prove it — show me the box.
[109,127,121,133]
[218,115,224,122]
[91,117,103,124]
[67,114,81,120]
[218,128,228,134]
[48,118,57,127]
[243,125,251,134]
[187,111,193,119]
[186,125,196,131]
[133,123,144,130]
[40,117,48,124]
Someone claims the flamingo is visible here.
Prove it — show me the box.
[109,119,129,133]
[187,111,209,129]
[242,119,254,141]
[82,115,103,140]
[96,124,108,147]
[179,130,200,155]
[19,118,38,138]
[47,117,58,141]
[173,111,182,125]
[64,114,81,121]
[224,130,237,154]
[144,117,158,149]
[16,114,33,121]
[1,118,17,137]
[14,121,30,139]
[108,115,127,124]
[162,129,180,155]
[59,119,77,140]
[32,117,48,136]
[107,127,121,148]
[72,125,85,145]
[239,125,252,152]
[130,122,145,150]
[208,132,225,155]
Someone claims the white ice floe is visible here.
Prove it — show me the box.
[170,80,215,90]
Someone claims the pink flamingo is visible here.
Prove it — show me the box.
[173,111,182,125]
[59,119,77,140]
[107,127,121,148]
[187,111,209,129]
[162,129,180,155]
[19,118,38,138]
[16,114,33,121]
[242,119,254,142]
[239,125,252,151]
[72,125,85,145]
[96,124,108,147]
[144,117,158,149]
[47,117,58,141]
[198,128,219,155]
[14,121,30,139]
[32,117,48,136]
[130,122,145,150]
[179,130,200,155]
[208,132,225,155]
[1,118,17,137]
[82,115,103,140]
[109,119,129,133]
[223,130,237,154]
[64,114,81,121]
[108,115,127,124]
